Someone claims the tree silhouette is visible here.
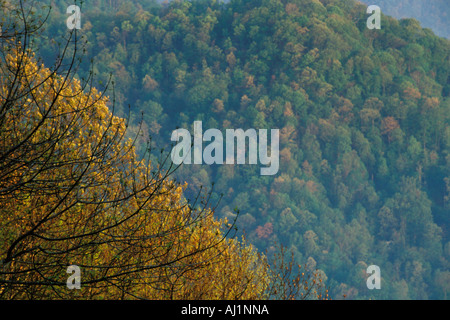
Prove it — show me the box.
[0,0,269,300]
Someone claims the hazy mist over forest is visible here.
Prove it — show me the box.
[360,0,449,39]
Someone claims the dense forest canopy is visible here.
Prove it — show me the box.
[10,0,450,299]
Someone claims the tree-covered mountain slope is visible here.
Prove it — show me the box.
[39,0,450,299]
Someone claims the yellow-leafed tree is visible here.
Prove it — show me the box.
[0,10,269,299]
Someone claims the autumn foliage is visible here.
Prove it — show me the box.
[0,42,270,299]
[0,0,334,300]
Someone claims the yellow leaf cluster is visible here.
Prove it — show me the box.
[0,46,270,299]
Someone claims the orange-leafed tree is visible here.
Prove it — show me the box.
[267,245,330,300]
[0,0,270,300]
[381,116,400,143]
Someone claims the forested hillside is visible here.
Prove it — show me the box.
[36,0,449,299]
